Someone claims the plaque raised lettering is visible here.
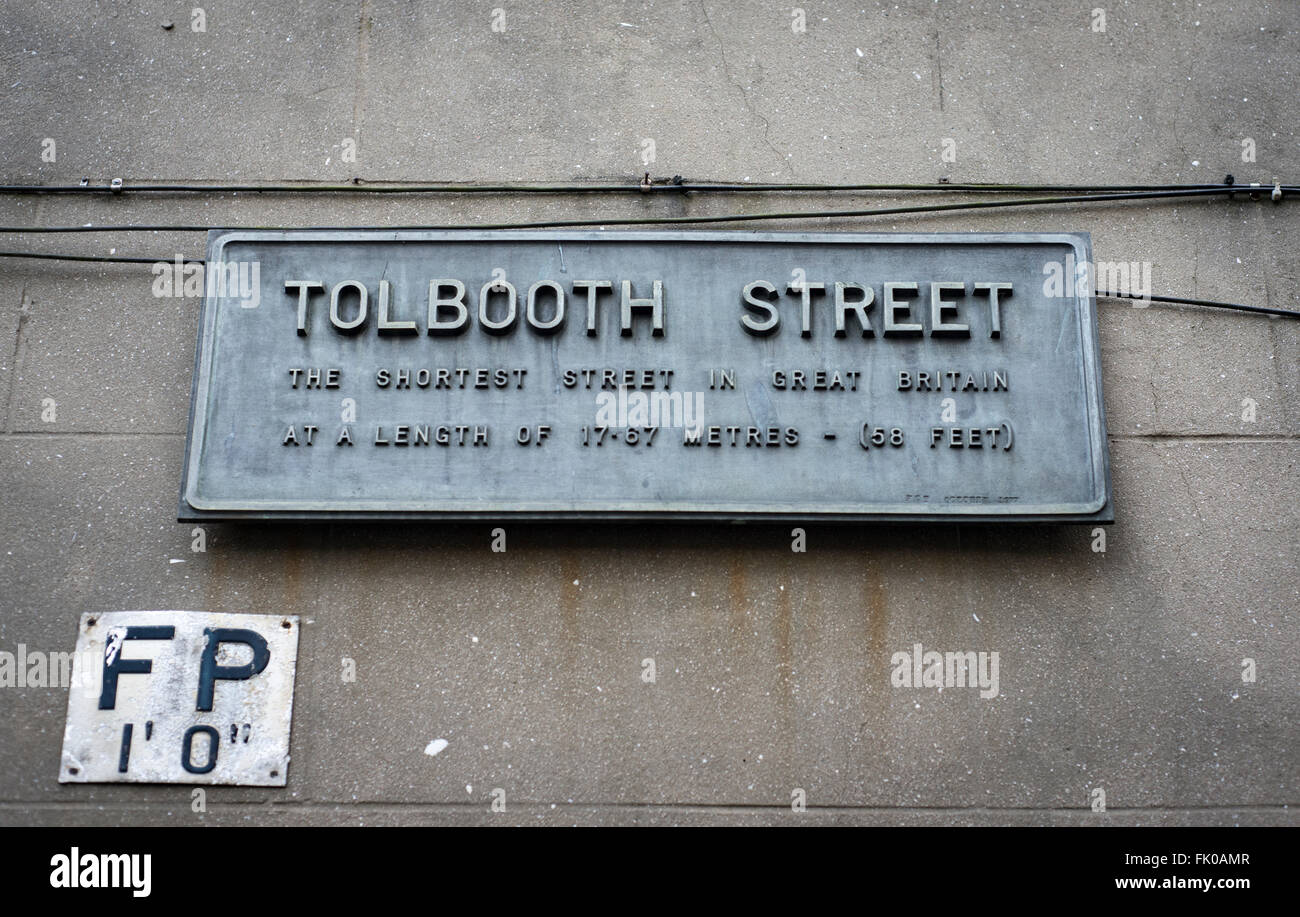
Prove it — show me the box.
[180,230,1111,522]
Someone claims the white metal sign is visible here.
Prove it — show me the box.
[59,611,300,786]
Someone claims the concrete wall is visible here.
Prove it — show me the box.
[0,1,1295,825]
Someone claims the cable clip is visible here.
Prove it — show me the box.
[110,178,123,194]
[1272,178,1283,203]
[639,172,653,192]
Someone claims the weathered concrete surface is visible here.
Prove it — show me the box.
[0,804,1291,827]
[0,1,1296,825]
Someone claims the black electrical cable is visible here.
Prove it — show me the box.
[0,250,1292,319]
[1095,290,1297,319]
[0,179,1285,195]
[0,186,1291,235]
[0,250,204,265]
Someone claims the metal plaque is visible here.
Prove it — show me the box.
[180,230,1110,522]
[59,611,300,786]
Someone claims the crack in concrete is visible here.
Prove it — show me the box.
[700,2,790,178]
[3,282,29,434]
[933,27,944,113]
[351,0,373,160]
[1169,446,1209,525]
